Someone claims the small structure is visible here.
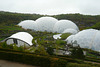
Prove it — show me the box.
[3,32,33,47]
[62,28,78,35]
[53,34,62,39]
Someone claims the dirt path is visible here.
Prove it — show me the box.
[0,60,38,67]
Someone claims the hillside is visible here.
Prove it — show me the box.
[1,11,100,30]
[0,11,100,67]
[53,14,100,30]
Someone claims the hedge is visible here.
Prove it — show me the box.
[0,48,68,67]
[0,47,86,67]
[85,56,100,63]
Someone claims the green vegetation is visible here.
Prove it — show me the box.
[0,11,100,67]
[46,47,54,55]
[1,11,100,30]
[91,22,100,30]
[60,33,71,40]
[71,46,85,59]
[53,13,100,30]
[67,62,100,67]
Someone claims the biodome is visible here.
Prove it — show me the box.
[18,20,37,30]
[66,29,100,51]
[53,20,79,33]
[62,28,78,35]
[35,17,58,32]
[65,35,75,44]
[3,32,33,47]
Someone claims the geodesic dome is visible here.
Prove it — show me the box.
[66,29,100,51]
[35,17,58,32]
[18,20,37,30]
[62,28,78,35]
[53,20,79,33]
[53,34,62,39]
[65,35,75,44]
[4,32,33,47]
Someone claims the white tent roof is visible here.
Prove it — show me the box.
[8,32,33,46]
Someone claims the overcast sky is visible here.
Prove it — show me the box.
[0,0,100,15]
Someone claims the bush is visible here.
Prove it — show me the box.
[46,47,54,55]
[0,51,50,67]
[85,57,100,63]
[71,46,85,59]
[60,33,71,40]
[51,58,67,67]
[34,45,48,55]
[0,42,13,49]
[0,47,69,67]
[67,63,94,67]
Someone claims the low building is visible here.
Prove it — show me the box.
[3,32,33,47]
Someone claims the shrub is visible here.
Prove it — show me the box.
[71,46,85,59]
[67,63,93,67]
[0,51,50,67]
[60,33,71,40]
[34,45,48,55]
[0,42,13,49]
[50,58,67,67]
[46,47,54,55]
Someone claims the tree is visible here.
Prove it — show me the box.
[34,45,48,55]
[46,47,54,55]
[71,46,85,59]
[71,41,85,59]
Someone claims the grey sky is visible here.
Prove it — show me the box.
[0,0,100,15]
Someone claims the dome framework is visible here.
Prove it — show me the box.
[66,29,100,51]
[3,32,33,47]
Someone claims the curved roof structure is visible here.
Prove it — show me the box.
[18,20,37,30]
[62,28,78,34]
[35,17,58,32]
[65,35,75,44]
[53,20,79,33]
[6,32,33,46]
[53,34,62,39]
[66,29,100,51]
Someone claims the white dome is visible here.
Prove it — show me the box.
[62,28,78,35]
[66,29,100,51]
[53,20,79,33]
[5,32,33,47]
[36,17,58,32]
[18,20,37,30]
[65,35,75,44]
[53,34,62,39]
